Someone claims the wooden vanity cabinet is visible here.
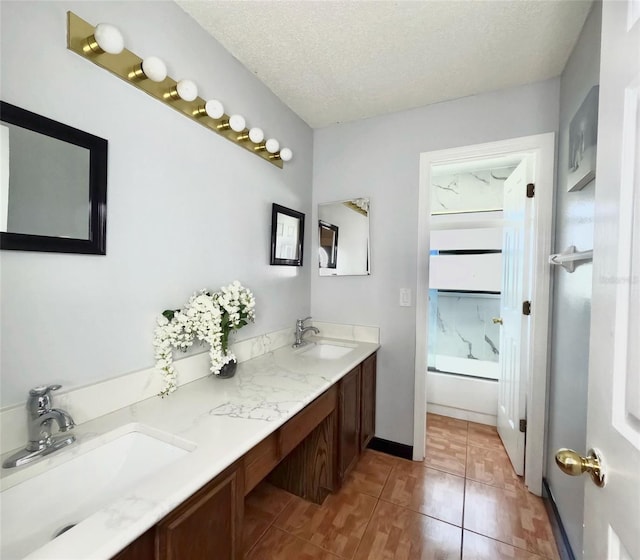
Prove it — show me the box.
[337,352,377,485]
[360,353,376,450]
[338,366,361,482]
[111,528,155,560]
[111,460,244,560]
[156,460,244,560]
[112,352,376,559]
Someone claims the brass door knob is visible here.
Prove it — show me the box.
[555,448,606,487]
[492,317,503,325]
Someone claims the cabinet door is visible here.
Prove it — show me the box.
[360,353,376,451]
[156,461,244,560]
[111,528,154,560]
[338,366,361,483]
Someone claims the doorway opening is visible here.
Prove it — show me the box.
[414,133,555,494]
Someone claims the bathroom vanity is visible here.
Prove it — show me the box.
[114,352,377,560]
[0,333,378,560]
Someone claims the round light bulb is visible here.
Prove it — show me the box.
[141,56,167,82]
[229,114,246,132]
[248,127,264,143]
[176,79,198,102]
[265,138,280,154]
[94,23,125,55]
[279,147,293,162]
[205,99,224,119]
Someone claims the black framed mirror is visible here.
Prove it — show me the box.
[0,101,108,255]
[270,203,304,266]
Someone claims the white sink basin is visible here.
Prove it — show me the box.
[1,424,195,559]
[299,341,356,360]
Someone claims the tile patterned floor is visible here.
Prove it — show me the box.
[244,414,560,559]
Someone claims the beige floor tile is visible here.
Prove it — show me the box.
[246,526,341,560]
[424,434,467,476]
[466,443,524,491]
[345,449,398,498]
[462,530,548,559]
[243,482,294,554]
[467,422,504,451]
[247,416,561,560]
[426,413,468,443]
[381,461,465,526]
[463,480,560,560]
[274,479,377,559]
[354,500,462,560]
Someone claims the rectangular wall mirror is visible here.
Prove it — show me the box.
[318,198,370,276]
[0,101,108,255]
[270,203,305,266]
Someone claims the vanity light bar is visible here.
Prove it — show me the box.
[66,12,289,168]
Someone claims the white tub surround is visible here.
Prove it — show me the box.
[0,331,379,560]
[427,371,498,426]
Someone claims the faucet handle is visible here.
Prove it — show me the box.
[297,316,312,326]
[28,385,61,414]
[29,384,61,397]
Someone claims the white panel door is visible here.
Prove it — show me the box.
[581,1,640,558]
[497,156,533,476]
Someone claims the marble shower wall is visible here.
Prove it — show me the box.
[431,166,516,214]
[428,291,501,366]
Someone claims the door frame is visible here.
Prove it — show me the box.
[413,132,555,494]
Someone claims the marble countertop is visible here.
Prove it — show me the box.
[3,337,378,560]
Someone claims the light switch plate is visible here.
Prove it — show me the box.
[399,288,412,307]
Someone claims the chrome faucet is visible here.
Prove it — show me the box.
[3,385,76,468]
[293,316,320,348]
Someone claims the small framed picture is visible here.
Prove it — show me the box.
[567,86,599,192]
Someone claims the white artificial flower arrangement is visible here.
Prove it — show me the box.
[153,281,256,397]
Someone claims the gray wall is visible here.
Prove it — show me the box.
[545,4,601,558]
[0,1,313,407]
[312,79,560,445]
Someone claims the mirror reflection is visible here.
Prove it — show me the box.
[318,198,370,276]
[1,122,90,239]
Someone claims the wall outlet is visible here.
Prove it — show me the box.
[399,288,412,307]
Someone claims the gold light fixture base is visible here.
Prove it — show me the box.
[343,201,368,217]
[66,12,282,169]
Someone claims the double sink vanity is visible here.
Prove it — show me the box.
[0,332,379,559]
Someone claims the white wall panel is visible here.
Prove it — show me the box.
[427,371,498,422]
[429,253,502,291]
[430,227,502,251]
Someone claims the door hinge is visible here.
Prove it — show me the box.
[519,419,527,433]
[526,183,535,198]
[522,300,532,316]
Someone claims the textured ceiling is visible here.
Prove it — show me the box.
[177,0,592,129]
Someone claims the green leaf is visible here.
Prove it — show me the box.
[162,310,176,321]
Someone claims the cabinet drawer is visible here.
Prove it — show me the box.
[243,432,279,495]
[279,385,337,458]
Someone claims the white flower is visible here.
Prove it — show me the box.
[154,282,256,396]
